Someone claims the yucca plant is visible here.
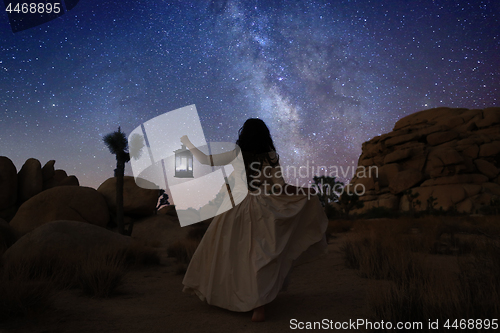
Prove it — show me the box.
[103,127,131,235]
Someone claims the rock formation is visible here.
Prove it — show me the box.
[0,157,79,221]
[97,176,160,218]
[17,158,43,204]
[2,220,131,268]
[349,107,500,214]
[9,186,109,237]
[0,157,17,220]
[0,218,16,257]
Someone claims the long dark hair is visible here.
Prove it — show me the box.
[235,118,279,189]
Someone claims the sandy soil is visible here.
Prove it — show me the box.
[2,233,388,333]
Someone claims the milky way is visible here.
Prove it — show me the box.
[1,0,499,191]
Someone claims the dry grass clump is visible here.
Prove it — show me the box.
[341,232,428,283]
[0,239,165,324]
[77,248,127,298]
[3,247,129,297]
[368,242,500,331]
[340,216,500,331]
[2,251,80,289]
[457,240,500,319]
[162,222,209,274]
[167,223,208,268]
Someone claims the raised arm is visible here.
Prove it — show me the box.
[180,135,239,166]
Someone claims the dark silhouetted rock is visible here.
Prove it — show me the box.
[0,156,17,210]
[2,220,131,268]
[0,218,16,257]
[0,205,18,223]
[17,158,43,204]
[98,176,159,217]
[43,169,80,190]
[41,160,56,182]
[10,186,109,237]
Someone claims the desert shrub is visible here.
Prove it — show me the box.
[457,240,500,319]
[340,232,427,283]
[368,272,459,331]
[368,245,500,332]
[340,237,361,270]
[167,239,200,264]
[77,249,127,298]
[324,204,340,219]
[347,217,500,332]
[3,251,80,289]
[2,245,137,299]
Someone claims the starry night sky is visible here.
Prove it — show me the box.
[1,0,499,191]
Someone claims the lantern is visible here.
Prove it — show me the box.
[174,144,194,178]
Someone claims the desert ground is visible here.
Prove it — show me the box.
[2,233,374,333]
[3,212,497,333]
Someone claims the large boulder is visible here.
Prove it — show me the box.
[0,218,16,257]
[131,214,185,248]
[0,156,17,210]
[41,160,56,182]
[98,176,159,217]
[2,220,132,268]
[158,205,178,217]
[43,168,80,190]
[388,169,424,194]
[351,107,500,214]
[17,158,43,204]
[9,186,109,237]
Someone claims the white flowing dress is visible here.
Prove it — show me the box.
[181,147,328,312]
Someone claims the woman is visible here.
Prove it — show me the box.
[181,118,328,322]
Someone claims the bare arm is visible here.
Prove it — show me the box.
[180,135,239,166]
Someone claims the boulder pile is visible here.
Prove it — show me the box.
[9,186,109,237]
[0,157,79,221]
[97,176,159,218]
[0,157,166,260]
[350,107,500,214]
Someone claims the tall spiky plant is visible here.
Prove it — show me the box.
[103,127,131,235]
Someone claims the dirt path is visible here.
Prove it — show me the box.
[4,235,382,333]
